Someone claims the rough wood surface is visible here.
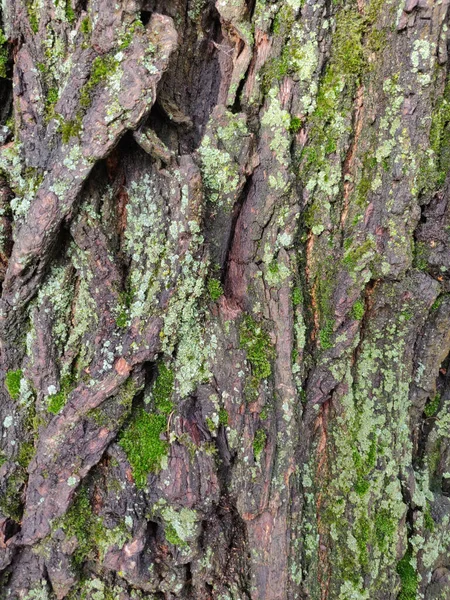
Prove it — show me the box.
[0,0,450,598]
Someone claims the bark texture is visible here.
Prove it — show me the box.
[0,0,450,598]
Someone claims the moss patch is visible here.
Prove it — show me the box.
[62,487,128,567]
[351,299,365,320]
[47,374,74,414]
[0,29,8,78]
[62,488,97,565]
[396,548,418,600]
[219,407,228,426]
[79,55,118,110]
[239,315,274,388]
[253,428,267,460]
[424,393,440,418]
[17,442,35,468]
[5,370,23,400]
[152,363,174,415]
[208,278,223,302]
[119,409,168,488]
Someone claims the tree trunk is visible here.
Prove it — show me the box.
[0,0,449,598]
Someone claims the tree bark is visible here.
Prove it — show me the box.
[0,0,449,598]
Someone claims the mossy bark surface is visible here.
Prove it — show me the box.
[0,0,450,598]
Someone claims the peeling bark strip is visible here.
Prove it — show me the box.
[1,0,450,598]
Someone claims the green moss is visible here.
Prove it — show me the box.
[152,363,174,415]
[396,548,418,600]
[62,486,130,570]
[0,471,25,520]
[298,0,384,207]
[47,392,66,414]
[0,29,8,78]
[219,407,228,426]
[332,9,365,76]
[119,18,143,50]
[17,442,35,468]
[27,3,39,33]
[300,7,364,178]
[115,310,128,328]
[343,238,376,271]
[424,502,435,532]
[239,315,274,386]
[63,487,101,565]
[374,509,396,551]
[81,17,91,35]
[424,393,440,418]
[165,523,185,546]
[47,374,73,414]
[253,428,267,460]
[45,87,59,120]
[431,294,447,311]
[260,55,290,95]
[119,409,168,488]
[292,286,302,306]
[65,0,75,23]
[419,80,450,196]
[356,151,377,205]
[351,299,365,320]
[319,318,334,350]
[60,117,82,144]
[208,278,223,302]
[115,289,133,328]
[90,55,116,85]
[79,55,118,110]
[5,370,23,400]
[355,516,370,568]
[400,310,413,322]
[413,241,428,271]
[47,88,58,104]
[352,438,377,496]
[271,3,296,38]
[289,116,302,134]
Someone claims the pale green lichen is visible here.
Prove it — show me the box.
[198,136,240,204]
[318,302,421,597]
[23,581,50,600]
[261,88,291,164]
[154,500,198,548]
[174,320,216,398]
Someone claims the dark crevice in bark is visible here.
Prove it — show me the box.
[0,10,12,124]
[221,173,253,285]
[351,278,376,367]
[0,79,12,125]
[415,352,449,482]
[149,2,223,154]
[140,10,153,25]
[231,66,250,115]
